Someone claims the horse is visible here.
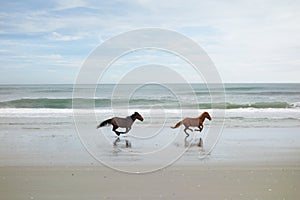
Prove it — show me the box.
[97,112,144,136]
[171,112,211,136]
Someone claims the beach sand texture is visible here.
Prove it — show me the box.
[1,128,300,199]
[1,165,299,200]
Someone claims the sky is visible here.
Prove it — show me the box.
[0,0,300,84]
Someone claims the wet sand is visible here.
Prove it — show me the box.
[1,128,300,199]
[1,165,299,200]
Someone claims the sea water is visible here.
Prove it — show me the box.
[0,83,299,128]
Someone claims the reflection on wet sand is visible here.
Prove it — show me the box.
[113,137,132,148]
[184,136,203,149]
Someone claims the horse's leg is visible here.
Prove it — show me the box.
[187,127,193,132]
[113,137,120,146]
[199,125,203,132]
[184,125,193,136]
[198,137,203,148]
[125,140,131,148]
[184,127,190,136]
[116,127,131,135]
[184,135,190,147]
[125,127,131,133]
[195,125,203,132]
[112,125,121,136]
[122,128,129,134]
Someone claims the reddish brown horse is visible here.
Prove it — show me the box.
[171,112,211,136]
[97,112,144,136]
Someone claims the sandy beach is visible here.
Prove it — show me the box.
[1,127,300,199]
[1,164,299,200]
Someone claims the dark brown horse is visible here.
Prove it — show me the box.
[97,112,144,136]
[171,112,211,136]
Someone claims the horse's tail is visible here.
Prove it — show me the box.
[97,118,112,129]
[171,121,182,129]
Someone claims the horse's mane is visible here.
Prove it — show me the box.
[130,112,139,119]
[198,112,209,119]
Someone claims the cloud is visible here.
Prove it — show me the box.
[48,32,82,41]
[54,0,87,10]
[0,0,300,83]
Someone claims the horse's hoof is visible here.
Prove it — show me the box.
[198,138,203,147]
[126,141,131,148]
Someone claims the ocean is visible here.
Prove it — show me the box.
[0,83,299,128]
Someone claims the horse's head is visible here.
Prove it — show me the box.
[134,112,144,121]
[204,112,212,120]
[199,112,211,120]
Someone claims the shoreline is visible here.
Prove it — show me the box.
[1,127,300,166]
